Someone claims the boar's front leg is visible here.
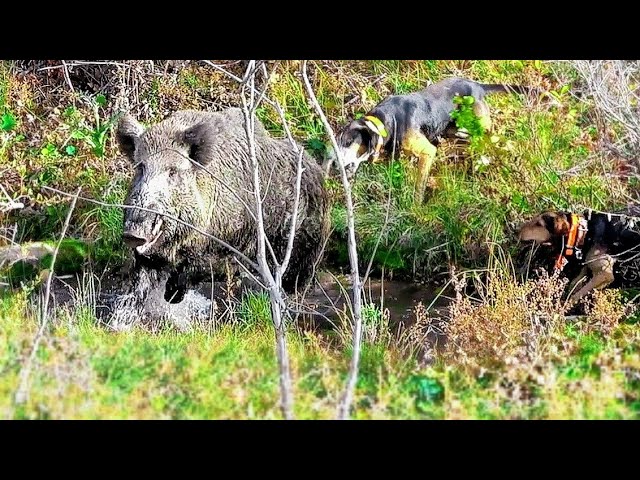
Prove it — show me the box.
[109,264,169,330]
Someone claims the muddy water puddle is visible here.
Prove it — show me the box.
[43,270,452,334]
[302,273,450,327]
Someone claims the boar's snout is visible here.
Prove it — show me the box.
[122,203,166,255]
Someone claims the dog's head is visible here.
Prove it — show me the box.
[336,117,384,179]
[518,211,571,244]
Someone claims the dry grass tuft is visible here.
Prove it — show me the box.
[584,289,636,335]
[442,270,570,371]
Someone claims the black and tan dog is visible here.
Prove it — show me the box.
[335,76,529,203]
[518,209,640,305]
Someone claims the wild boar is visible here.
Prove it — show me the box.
[115,108,330,312]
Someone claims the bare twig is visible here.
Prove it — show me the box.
[37,61,131,71]
[302,60,363,420]
[0,182,24,213]
[60,60,76,95]
[0,182,15,203]
[280,149,305,275]
[201,60,278,108]
[565,61,640,173]
[260,63,300,154]
[13,188,81,408]
[240,60,297,420]
[0,200,24,214]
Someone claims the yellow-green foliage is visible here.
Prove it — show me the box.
[0,60,629,277]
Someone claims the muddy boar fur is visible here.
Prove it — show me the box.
[115,108,330,310]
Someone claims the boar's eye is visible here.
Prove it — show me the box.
[168,166,178,176]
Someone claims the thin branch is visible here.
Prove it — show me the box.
[302,60,363,420]
[37,61,131,71]
[0,182,14,202]
[201,60,278,108]
[280,149,305,275]
[13,188,81,408]
[0,182,24,213]
[60,60,75,94]
[240,61,294,420]
[260,63,301,154]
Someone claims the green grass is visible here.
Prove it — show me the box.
[237,291,272,327]
[1,284,638,419]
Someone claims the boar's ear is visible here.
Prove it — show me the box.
[116,113,145,161]
[183,121,215,166]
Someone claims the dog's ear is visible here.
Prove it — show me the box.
[542,212,570,236]
[338,119,373,150]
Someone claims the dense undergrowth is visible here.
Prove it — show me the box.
[1,60,639,419]
[1,60,630,281]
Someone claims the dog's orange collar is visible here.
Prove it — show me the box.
[554,213,588,271]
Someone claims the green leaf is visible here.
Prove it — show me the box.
[1,112,17,131]
[40,143,58,158]
[307,138,325,152]
[95,94,107,106]
[409,375,445,410]
[65,145,77,156]
[512,193,529,210]
[63,106,77,119]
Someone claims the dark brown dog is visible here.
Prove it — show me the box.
[519,209,640,305]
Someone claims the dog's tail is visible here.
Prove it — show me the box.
[480,83,535,96]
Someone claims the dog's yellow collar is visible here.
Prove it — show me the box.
[364,115,388,138]
[362,115,387,161]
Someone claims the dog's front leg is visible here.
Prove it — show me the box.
[566,266,589,300]
[567,248,615,306]
[403,129,437,204]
